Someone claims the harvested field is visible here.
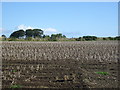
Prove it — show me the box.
[1,41,119,88]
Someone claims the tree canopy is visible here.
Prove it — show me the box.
[25,29,33,38]
[33,29,43,38]
[83,36,97,41]
[10,29,24,39]
[10,29,44,39]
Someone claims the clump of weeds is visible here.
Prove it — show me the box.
[96,72,109,75]
[10,84,22,88]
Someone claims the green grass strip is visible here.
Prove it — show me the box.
[96,72,109,75]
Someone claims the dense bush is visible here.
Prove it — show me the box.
[83,36,97,41]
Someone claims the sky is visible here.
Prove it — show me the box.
[1,2,118,38]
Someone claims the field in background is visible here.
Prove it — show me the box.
[2,41,118,88]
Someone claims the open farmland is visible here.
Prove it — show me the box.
[1,41,119,88]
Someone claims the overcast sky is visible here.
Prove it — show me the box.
[1,2,118,38]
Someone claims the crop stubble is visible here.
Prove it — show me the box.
[1,41,118,88]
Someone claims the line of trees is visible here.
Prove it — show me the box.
[1,28,120,41]
[76,36,97,41]
[10,29,43,39]
[76,36,120,41]
[5,29,66,41]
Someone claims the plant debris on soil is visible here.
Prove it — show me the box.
[2,41,118,88]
